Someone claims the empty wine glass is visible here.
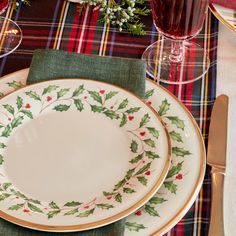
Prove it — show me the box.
[142,0,210,84]
[0,0,22,58]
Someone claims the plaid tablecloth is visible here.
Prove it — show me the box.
[0,0,218,235]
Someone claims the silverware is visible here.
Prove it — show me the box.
[208,95,228,236]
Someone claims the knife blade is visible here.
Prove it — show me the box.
[208,94,228,236]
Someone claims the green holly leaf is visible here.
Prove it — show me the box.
[28,203,43,213]
[145,151,160,159]
[115,193,122,203]
[144,205,159,216]
[103,110,119,120]
[53,104,70,112]
[105,91,118,101]
[123,187,136,193]
[172,147,191,157]
[139,113,150,128]
[0,143,6,149]
[130,154,143,164]
[64,208,78,216]
[118,99,128,110]
[125,168,135,179]
[0,92,4,98]
[72,85,85,97]
[21,110,33,119]
[88,91,102,105]
[125,107,140,114]
[11,116,23,129]
[144,89,154,100]
[120,114,127,127]
[167,116,185,130]
[47,210,61,219]
[130,140,138,153]
[147,127,159,139]
[2,183,12,190]
[49,201,60,209]
[27,199,41,205]
[169,131,183,143]
[158,99,170,116]
[7,81,24,89]
[78,208,95,217]
[149,196,167,204]
[64,201,82,207]
[57,88,70,99]
[42,85,59,95]
[166,161,183,178]
[135,162,151,176]
[144,139,155,148]
[0,193,11,201]
[96,203,114,209]
[16,96,23,110]
[164,181,177,194]
[137,176,147,186]
[113,179,126,191]
[90,105,105,113]
[1,125,11,137]
[73,99,84,111]
[25,91,41,101]
[103,191,116,196]
[0,155,3,165]
[8,204,24,211]
[11,190,26,199]
[125,222,146,232]
[3,104,15,115]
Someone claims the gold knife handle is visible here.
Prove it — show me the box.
[208,167,225,236]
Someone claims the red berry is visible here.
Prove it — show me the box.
[110,106,114,109]
[84,96,87,99]
[23,209,30,213]
[142,160,145,164]
[47,96,52,102]
[16,197,19,199]
[140,131,145,136]
[128,116,134,121]
[84,206,89,209]
[25,103,31,109]
[176,174,183,180]
[99,90,105,94]
[44,208,48,210]
[135,210,142,216]
[106,196,112,200]
[147,101,152,106]
[8,118,11,121]
[145,171,151,176]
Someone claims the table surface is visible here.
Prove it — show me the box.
[0,1,220,235]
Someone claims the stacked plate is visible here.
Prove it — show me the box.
[0,69,206,235]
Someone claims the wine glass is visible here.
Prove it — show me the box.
[142,0,210,84]
[0,0,22,58]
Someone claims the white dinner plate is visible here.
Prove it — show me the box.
[0,77,171,232]
[0,69,205,235]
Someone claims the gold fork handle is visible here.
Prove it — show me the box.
[208,167,225,236]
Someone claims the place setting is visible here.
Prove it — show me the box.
[0,0,232,235]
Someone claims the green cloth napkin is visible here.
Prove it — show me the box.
[0,49,146,236]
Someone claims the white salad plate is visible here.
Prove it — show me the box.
[0,69,206,235]
[0,76,171,232]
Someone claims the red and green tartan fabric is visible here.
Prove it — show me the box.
[0,0,218,235]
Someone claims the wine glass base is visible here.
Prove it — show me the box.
[142,39,210,85]
[0,17,22,58]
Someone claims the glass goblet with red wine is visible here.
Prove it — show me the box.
[142,0,210,84]
[0,0,22,58]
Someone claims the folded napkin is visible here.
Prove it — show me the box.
[211,0,236,10]
[0,49,146,236]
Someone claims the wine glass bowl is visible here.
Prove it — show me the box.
[142,0,210,84]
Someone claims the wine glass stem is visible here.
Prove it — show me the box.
[169,40,183,63]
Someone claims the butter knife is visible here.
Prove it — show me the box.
[208,95,228,236]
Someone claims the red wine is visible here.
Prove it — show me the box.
[150,0,209,40]
[0,0,8,14]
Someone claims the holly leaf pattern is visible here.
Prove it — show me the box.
[123,188,136,193]
[72,85,84,97]
[144,139,155,148]
[137,176,147,186]
[8,204,24,211]
[139,114,150,128]
[11,116,23,129]
[27,203,43,213]
[64,201,82,207]
[74,99,84,111]
[144,89,154,100]
[130,154,143,164]
[114,179,126,191]
[158,99,170,116]
[164,181,177,194]
[16,96,23,110]
[169,131,183,143]
[147,127,159,139]
[53,104,70,112]
[135,162,151,176]
[57,88,70,99]
[78,208,95,217]
[0,143,6,148]
[0,193,10,201]
[145,151,160,159]
[25,91,41,101]
[118,99,128,110]
[144,205,159,216]
[88,91,102,105]
[49,201,60,209]
[3,104,15,115]
[125,222,146,232]
[105,91,118,101]
[167,116,185,130]
[21,110,33,119]
[42,85,59,95]
[0,155,3,165]
[0,92,4,98]
[96,203,114,209]
[64,208,78,216]
[120,114,127,127]
[47,210,61,219]
[1,125,11,137]
[125,107,140,114]
[172,147,191,157]
[115,193,122,203]
[130,140,138,153]
[90,105,105,113]
[166,161,183,178]
[125,168,135,180]
[7,81,24,89]
[103,110,119,120]
[2,183,12,190]
[149,196,167,204]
